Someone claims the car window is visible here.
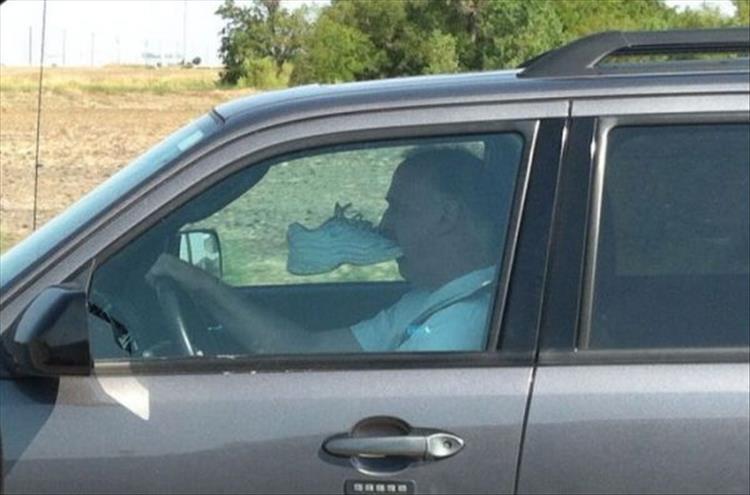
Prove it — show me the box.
[586,123,750,349]
[0,113,221,291]
[89,132,525,359]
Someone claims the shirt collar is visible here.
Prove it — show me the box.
[422,265,496,312]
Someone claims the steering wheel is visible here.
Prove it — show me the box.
[152,277,205,357]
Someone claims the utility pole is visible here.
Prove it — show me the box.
[62,30,66,66]
[182,0,187,63]
[28,26,32,65]
[90,32,95,66]
[116,36,121,65]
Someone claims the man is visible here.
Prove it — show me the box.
[148,148,501,353]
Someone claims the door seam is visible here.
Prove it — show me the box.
[512,107,572,494]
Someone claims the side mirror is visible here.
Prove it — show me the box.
[178,228,224,279]
[5,285,91,376]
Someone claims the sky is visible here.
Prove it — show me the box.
[0,0,327,67]
[0,0,738,67]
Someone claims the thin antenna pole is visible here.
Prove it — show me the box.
[28,26,32,65]
[182,0,187,63]
[32,0,47,231]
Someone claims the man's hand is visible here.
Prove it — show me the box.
[145,253,361,354]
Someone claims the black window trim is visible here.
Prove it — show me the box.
[88,117,567,376]
[539,348,750,366]
[94,351,536,376]
[538,111,750,366]
[537,117,597,352]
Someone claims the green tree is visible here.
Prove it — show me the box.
[292,0,468,82]
[478,0,565,68]
[216,0,310,85]
[552,0,673,38]
[217,0,745,86]
[733,0,750,24]
[420,30,460,74]
[401,0,489,72]
[663,3,734,28]
[238,56,294,89]
[324,0,412,79]
[291,15,377,84]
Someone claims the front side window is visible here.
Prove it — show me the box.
[89,132,525,359]
[0,114,220,290]
[586,123,749,349]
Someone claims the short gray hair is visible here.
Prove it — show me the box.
[400,147,498,230]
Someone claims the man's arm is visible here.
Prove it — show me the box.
[148,254,361,354]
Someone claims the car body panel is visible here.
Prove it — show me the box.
[3,368,531,494]
[517,364,750,494]
[518,91,750,494]
[572,92,750,116]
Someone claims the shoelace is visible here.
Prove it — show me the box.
[330,202,381,233]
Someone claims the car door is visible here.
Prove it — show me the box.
[1,100,567,494]
[517,94,750,494]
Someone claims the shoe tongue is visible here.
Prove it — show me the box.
[287,222,307,236]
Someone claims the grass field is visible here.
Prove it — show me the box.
[0,66,248,253]
[0,66,224,94]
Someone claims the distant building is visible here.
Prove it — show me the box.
[142,52,184,67]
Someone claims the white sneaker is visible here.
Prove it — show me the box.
[287,203,403,275]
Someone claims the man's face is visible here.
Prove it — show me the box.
[379,162,446,286]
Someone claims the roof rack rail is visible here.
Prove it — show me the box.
[519,27,750,78]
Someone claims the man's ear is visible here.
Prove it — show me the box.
[436,198,462,234]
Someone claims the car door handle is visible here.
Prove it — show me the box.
[324,432,464,460]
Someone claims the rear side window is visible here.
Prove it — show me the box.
[587,123,749,349]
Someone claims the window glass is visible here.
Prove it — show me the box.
[89,133,524,359]
[588,123,749,349]
[0,114,220,290]
[190,146,410,286]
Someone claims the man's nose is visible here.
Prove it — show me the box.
[378,209,394,238]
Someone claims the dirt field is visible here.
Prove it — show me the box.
[0,66,249,251]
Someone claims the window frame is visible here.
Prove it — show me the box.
[539,109,750,365]
[78,110,568,374]
[92,123,533,370]
[0,100,567,335]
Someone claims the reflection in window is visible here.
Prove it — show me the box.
[589,123,749,349]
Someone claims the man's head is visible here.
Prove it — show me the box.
[379,147,499,288]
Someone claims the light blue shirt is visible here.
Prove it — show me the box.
[351,266,496,352]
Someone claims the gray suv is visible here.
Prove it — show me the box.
[1,28,748,494]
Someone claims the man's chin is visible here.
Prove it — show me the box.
[396,257,424,287]
[396,256,408,280]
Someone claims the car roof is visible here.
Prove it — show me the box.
[213,67,750,128]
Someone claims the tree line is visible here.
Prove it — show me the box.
[216,0,750,88]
